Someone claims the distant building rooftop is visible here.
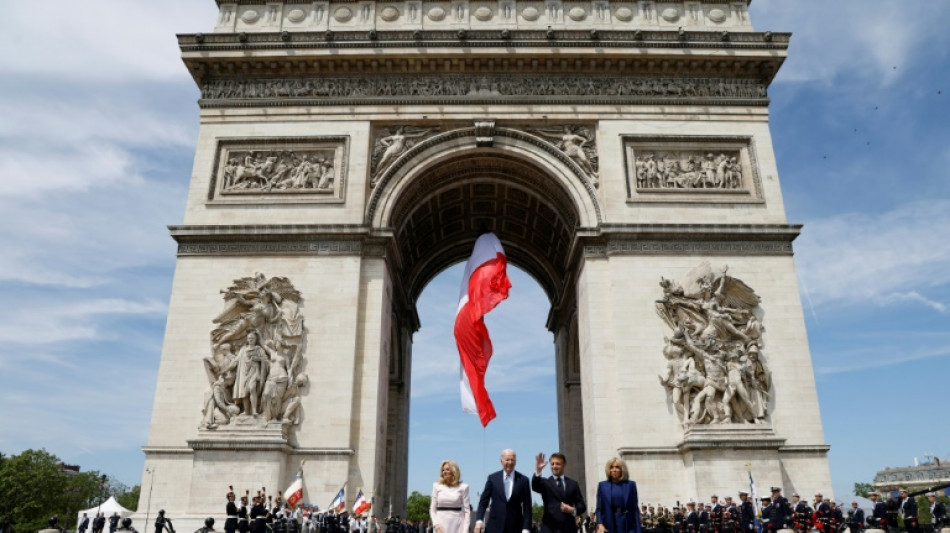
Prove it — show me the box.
[873,459,950,494]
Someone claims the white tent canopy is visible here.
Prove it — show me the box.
[77,497,134,530]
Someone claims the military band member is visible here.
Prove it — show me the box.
[847,502,864,533]
[738,492,755,533]
[928,493,947,531]
[899,489,918,533]
[700,505,711,533]
[250,496,268,533]
[791,493,810,533]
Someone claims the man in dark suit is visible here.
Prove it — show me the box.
[476,449,533,533]
[899,489,918,533]
[532,452,587,533]
[928,492,946,530]
[846,502,864,533]
[867,492,887,530]
[79,514,90,533]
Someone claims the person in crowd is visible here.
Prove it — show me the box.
[80,513,91,533]
[110,513,121,533]
[595,457,643,533]
[737,492,754,533]
[847,502,864,533]
[475,450,532,533]
[899,490,918,533]
[928,492,947,531]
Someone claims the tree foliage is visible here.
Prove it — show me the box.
[406,491,432,523]
[115,485,141,512]
[916,494,950,525]
[853,482,873,498]
[0,449,110,532]
[531,503,543,524]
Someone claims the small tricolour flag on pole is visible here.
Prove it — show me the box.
[454,231,512,427]
[747,465,759,514]
[283,470,304,508]
[329,486,346,513]
[352,489,371,515]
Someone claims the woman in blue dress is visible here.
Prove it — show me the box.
[595,458,643,533]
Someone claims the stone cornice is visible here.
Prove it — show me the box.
[216,0,751,4]
[169,224,391,257]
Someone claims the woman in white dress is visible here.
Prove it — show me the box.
[429,460,471,533]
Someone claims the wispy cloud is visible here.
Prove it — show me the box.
[795,199,950,312]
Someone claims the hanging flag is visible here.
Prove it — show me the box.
[454,231,512,427]
[747,465,759,515]
[352,489,371,515]
[284,470,304,509]
[329,486,346,513]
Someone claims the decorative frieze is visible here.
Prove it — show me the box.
[623,135,764,204]
[208,136,348,204]
[200,75,767,107]
[212,1,753,33]
[370,126,441,187]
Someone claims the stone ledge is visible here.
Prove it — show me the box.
[677,423,787,452]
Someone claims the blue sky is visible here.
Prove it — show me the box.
[1,0,948,507]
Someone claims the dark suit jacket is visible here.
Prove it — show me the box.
[595,481,643,533]
[531,474,587,533]
[477,470,533,533]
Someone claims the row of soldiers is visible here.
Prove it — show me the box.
[638,487,948,533]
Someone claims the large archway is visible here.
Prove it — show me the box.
[373,138,591,513]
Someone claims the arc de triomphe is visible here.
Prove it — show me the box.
[139,0,832,525]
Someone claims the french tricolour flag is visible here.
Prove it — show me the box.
[329,486,346,513]
[283,470,304,508]
[352,489,371,515]
[454,232,512,427]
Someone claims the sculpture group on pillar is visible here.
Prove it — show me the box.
[530,125,600,187]
[200,273,309,430]
[655,262,771,426]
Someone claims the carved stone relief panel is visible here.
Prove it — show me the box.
[200,273,308,431]
[623,135,763,204]
[370,126,441,187]
[208,136,348,204]
[655,261,771,427]
[528,125,599,187]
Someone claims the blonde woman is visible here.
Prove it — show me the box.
[595,458,642,533]
[430,460,472,533]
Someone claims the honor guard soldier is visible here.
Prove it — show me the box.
[657,507,672,533]
[814,495,831,533]
[866,493,886,531]
[738,492,756,533]
[928,492,947,531]
[761,497,773,533]
[847,502,864,533]
[899,489,919,533]
[251,496,268,533]
[770,488,791,531]
[238,494,250,533]
[831,501,844,533]
[226,488,239,533]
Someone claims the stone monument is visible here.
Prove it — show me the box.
[138,0,832,528]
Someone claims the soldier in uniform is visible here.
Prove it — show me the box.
[686,503,700,533]
[250,496,269,533]
[738,492,756,533]
[674,507,685,533]
[899,489,919,533]
[238,494,250,533]
[710,497,723,533]
[226,488,239,533]
[928,493,947,532]
[760,497,773,533]
[847,502,864,533]
[700,505,711,533]
[866,493,887,531]
[830,501,843,533]
[790,493,810,533]
[656,507,672,533]
[770,488,791,531]
[722,498,737,533]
